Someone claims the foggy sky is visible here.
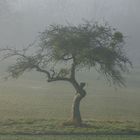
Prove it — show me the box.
[0,0,140,65]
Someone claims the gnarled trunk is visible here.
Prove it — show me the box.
[71,94,83,126]
[71,88,86,126]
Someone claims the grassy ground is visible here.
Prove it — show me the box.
[0,119,140,140]
[0,119,140,135]
[0,135,140,140]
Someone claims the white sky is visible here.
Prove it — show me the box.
[0,0,140,65]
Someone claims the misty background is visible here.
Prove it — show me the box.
[0,0,140,65]
[0,0,139,120]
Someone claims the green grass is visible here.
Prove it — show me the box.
[0,135,140,140]
[0,119,140,135]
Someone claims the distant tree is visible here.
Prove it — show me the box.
[0,22,131,126]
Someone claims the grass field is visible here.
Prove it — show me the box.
[0,135,140,140]
[0,119,140,135]
[0,65,139,139]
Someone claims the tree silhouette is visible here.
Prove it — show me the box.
[0,22,131,126]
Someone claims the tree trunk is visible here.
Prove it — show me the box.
[71,90,86,126]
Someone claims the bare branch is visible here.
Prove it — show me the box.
[0,47,26,62]
[33,65,51,79]
[47,77,70,82]
[70,55,76,80]
[33,65,71,83]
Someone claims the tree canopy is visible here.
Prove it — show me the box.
[0,22,131,86]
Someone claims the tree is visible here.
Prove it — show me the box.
[0,22,131,126]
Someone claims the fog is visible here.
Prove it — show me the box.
[0,0,140,65]
[0,0,140,123]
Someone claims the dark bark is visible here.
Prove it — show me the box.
[71,93,85,126]
[71,80,86,126]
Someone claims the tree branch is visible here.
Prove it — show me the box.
[33,65,51,79]
[70,55,76,80]
[47,77,70,82]
[33,65,70,83]
[0,47,26,61]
